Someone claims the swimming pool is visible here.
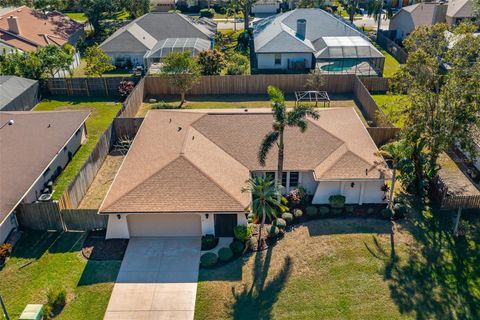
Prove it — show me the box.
[320,59,361,72]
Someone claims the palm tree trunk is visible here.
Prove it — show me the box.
[376,8,382,40]
[277,130,285,190]
[389,165,396,211]
[243,7,249,30]
[258,207,266,250]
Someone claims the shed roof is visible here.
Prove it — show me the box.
[0,76,37,110]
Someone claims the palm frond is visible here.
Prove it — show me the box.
[258,131,279,166]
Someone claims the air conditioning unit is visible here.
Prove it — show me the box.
[38,193,52,202]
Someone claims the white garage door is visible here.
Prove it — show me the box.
[127,214,202,237]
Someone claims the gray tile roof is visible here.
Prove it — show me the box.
[254,9,366,54]
[100,12,215,54]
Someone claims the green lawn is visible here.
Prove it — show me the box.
[65,12,88,23]
[72,60,135,78]
[372,94,409,128]
[34,97,122,199]
[0,231,121,320]
[381,49,402,78]
[195,215,480,320]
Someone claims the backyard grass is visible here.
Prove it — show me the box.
[34,97,122,199]
[195,215,480,320]
[137,94,369,125]
[0,231,121,320]
[381,49,402,78]
[65,12,88,23]
[372,94,409,128]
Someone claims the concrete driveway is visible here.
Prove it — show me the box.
[104,237,201,320]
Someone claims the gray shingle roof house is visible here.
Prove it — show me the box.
[446,0,474,25]
[389,2,448,40]
[100,12,216,68]
[0,111,90,243]
[0,76,39,111]
[253,9,384,76]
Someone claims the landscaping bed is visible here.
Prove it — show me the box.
[81,230,128,261]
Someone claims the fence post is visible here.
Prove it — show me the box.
[85,79,90,96]
[104,78,109,96]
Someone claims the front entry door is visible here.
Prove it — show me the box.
[214,214,238,237]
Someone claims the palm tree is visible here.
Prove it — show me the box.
[258,86,320,188]
[367,0,385,39]
[376,141,404,211]
[243,175,287,250]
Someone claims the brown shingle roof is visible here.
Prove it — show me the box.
[0,6,83,52]
[100,108,387,214]
[0,111,90,224]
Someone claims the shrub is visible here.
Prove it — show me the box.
[237,31,250,52]
[197,49,225,75]
[286,187,308,205]
[151,101,178,109]
[247,236,258,251]
[200,252,218,268]
[218,247,234,262]
[200,8,215,18]
[229,240,244,254]
[234,224,254,241]
[281,212,293,224]
[393,202,408,217]
[0,243,12,264]
[329,195,346,208]
[266,225,279,238]
[118,80,135,97]
[318,206,330,216]
[306,206,318,217]
[293,208,303,218]
[367,207,375,214]
[201,234,219,250]
[331,208,343,216]
[273,218,287,229]
[381,208,393,219]
[345,206,355,214]
[226,53,249,75]
[45,287,66,318]
[247,212,256,223]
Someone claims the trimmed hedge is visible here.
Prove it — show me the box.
[306,206,318,217]
[293,208,303,218]
[234,224,254,241]
[200,252,218,268]
[318,206,330,216]
[218,247,234,262]
[273,218,287,229]
[281,212,293,224]
[200,8,215,18]
[229,240,244,254]
[329,195,346,208]
[247,236,258,251]
[267,225,280,238]
[331,208,342,216]
[201,234,218,250]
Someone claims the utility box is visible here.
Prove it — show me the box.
[19,304,44,320]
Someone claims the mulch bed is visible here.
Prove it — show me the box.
[82,230,128,261]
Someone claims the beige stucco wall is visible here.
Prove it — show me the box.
[313,180,386,204]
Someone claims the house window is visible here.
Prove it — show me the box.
[265,171,275,181]
[282,172,287,186]
[290,172,299,187]
[274,53,281,65]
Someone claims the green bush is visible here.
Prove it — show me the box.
[306,206,318,217]
[266,225,280,238]
[233,224,254,241]
[318,206,330,216]
[345,206,355,214]
[281,212,293,224]
[200,252,218,268]
[45,287,66,318]
[247,212,256,223]
[273,218,287,229]
[331,208,343,216]
[237,31,250,51]
[367,207,375,214]
[0,243,12,265]
[247,236,258,251]
[151,101,178,109]
[229,240,244,254]
[293,208,303,218]
[329,195,346,208]
[200,8,215,18]
[201,234,218,250]
[381,208,392,219]
[218,247,234,262]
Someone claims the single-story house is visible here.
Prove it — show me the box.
[0,6,84,76]
[151,0,177,12]
[100,108,389,239]
[100,12,216,68]
[446,0,474,25]
[252,0,281,15]
[389,2,447,40]
[0,76,39,111]
[0,111,90,243]
[253,9,385,76]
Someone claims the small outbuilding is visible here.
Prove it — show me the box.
[0,76,39,111]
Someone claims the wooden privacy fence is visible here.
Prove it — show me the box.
[47,77,139,97]
[120,77,146,118]
[114,117,144,138]
[58,122,117,210]
[376,32,408,64]
[432,175,480,210]
[366,127,400,146]
[360,77,389,92]
[353,77,394,128]
[16,204,107,231]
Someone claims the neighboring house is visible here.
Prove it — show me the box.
[252,0,281,15]
[446,0,474,25]
[0,111,90,243]
[100,12,216,68]
[150,0,177,12]
[100,108,388,239]
[253,9,385,76]
[389,2,448,40]
[0,76,39,111]
[0,6,84,75]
